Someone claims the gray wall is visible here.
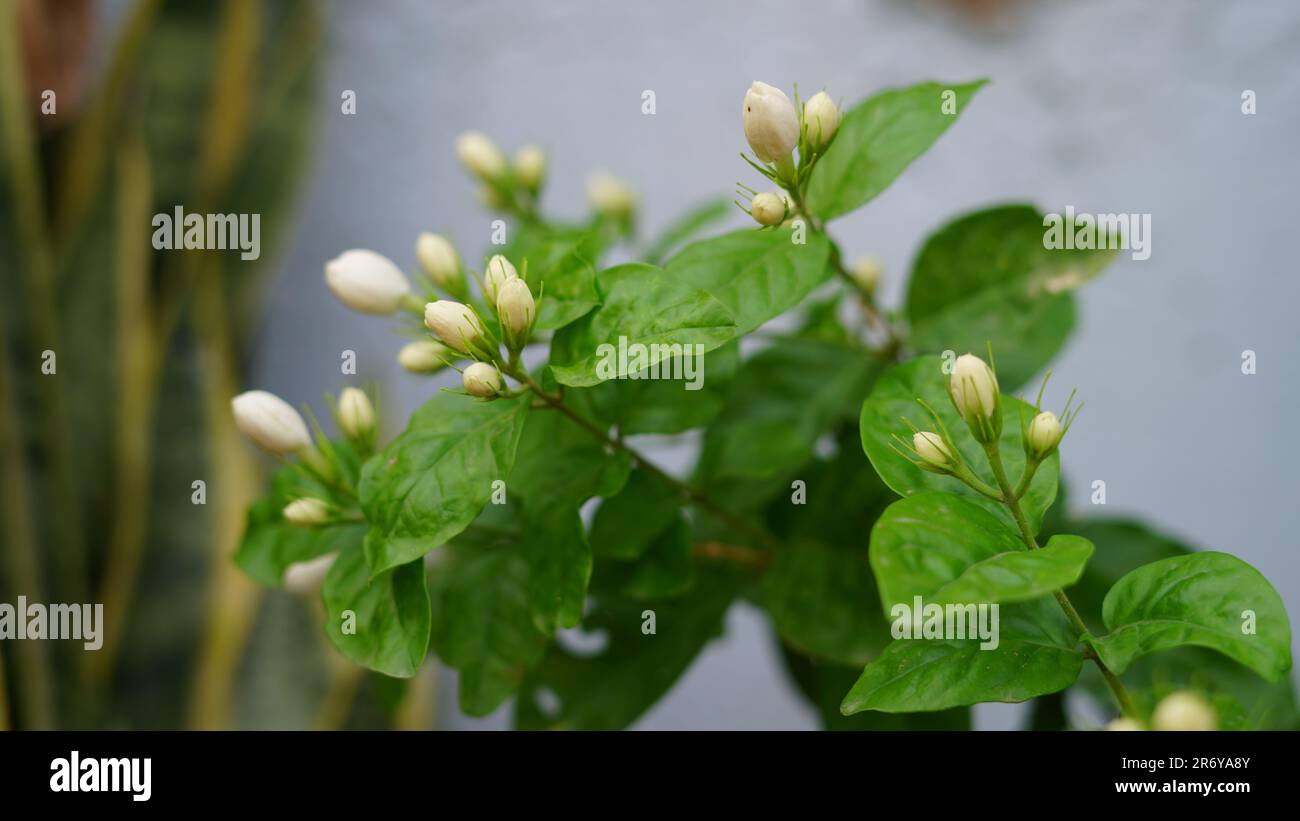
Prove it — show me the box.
[247,0,1300,728]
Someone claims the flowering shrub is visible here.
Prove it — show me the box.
[232,79,1294,730]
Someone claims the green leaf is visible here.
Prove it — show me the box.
[1065,518,1193,627]
[427,539,550,716]
[859,355,1059,534]
[778,642,971,730]
[871,493,1090,607]
[1087,552,1292,683]
[590,468,682,561]
[358,393,530,576]
[806,79,986,221]
[759,540,889,667]
[548,263,737,387]
[508,404,630,631]
[322,546,430,679]
[664,228,831,335]
[643,196,735,266]
[616,518,694,599]
[699,336,879,480]
[514,571,739,730]
[905,204,1116,389]
[507,224,604,331]
[235,463,366,586]
[568,341,740,436]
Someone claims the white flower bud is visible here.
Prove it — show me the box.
[397,340,451,374]
[462,362,503,398]
[423,300,489,355]
[283,497,330,527]
[324,249,411,315]
[514,144,546,189]
[231,390,312,455]
[750,191,787,227]
[483,254,518,304]
[803,90,841,147]
[455,130,506,180]
[1151,691,1217,731]
[950,353,1001,442]
[283,552,337,595]
[1106,718,1144,732]
[742,81,799,164]
[415,233,462,292]
[912,432,953,468]
[496,277,536,339]
[850,255,882,294]
[1028,411,1062,457]
[337,387,375,442]
[586,171,637,218]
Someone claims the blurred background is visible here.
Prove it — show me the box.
[1,0,1297,729]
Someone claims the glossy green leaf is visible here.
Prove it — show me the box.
[665,228,832,335]
[514,571,739,730]
[548,263,737,387]
[322,546,430,679]
[859,355,1059,534]
[427,539,550,716]
[699,336,879,480]
[871,493,1091,607]
[905,205,1116,389]
[358,393,530,576]
[807,79,986,220]
[643,196,734,265]
[590,469,682,561]
[1088,552,1292,683]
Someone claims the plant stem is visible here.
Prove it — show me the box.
[509,370,779,553]
[983,442,1137,719]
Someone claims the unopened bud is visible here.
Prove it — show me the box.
[283,552,337,594]
[913,432,953,468]
[337,387,375,443]
[283,497,330,527]
[1151,691,1216,731]
[514,145,546,190]
[455,130,507,180]
[324,249,411,315]
[416,233,465,296]
[423,300,490,356]
[232,390,312,455]
[1028,411,1062,457]
[397,340,452,374]
[462,362,503,398]
[483,255,518,304]
[743,81,799,164]
[750,191,787,226]
[850,255,882,294]
[586,171,637,219]
[1106,718,1144,732]
[803,90,841,147]
[496,277,536,350]
[950,354,1001,443]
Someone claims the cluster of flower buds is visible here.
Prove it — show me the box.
[232,385,378,483]
[738,81,841,226]
[455,131,548,215]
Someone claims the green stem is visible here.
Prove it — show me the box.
[983,441,1137,720]
[510,370,779,553]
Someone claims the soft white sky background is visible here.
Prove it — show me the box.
[234,0,1300,728]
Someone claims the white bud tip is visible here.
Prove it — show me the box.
[398,340,450,374]
[1028,410,1062,455]
[483,254,519,304]
[1105,718,1144,732]
[283,497,331,527]
[283,552,338,595]
[455,131,507,180]
[462,362,503,398]
[912,431,953,467]
[423,300,486,354]
[586,171,637,217]
[1151,691,1217,731]
[750,191,787,226]
[850,255,882,292]
[231,390,312,455]
[803,90,841,147]
[324,249,411,315]
[950,353,999,420]
[496,277,537,336]
[337,387,375,440]
[514,145,546,188]
[415,233,461,285]
[743,81,799,164]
